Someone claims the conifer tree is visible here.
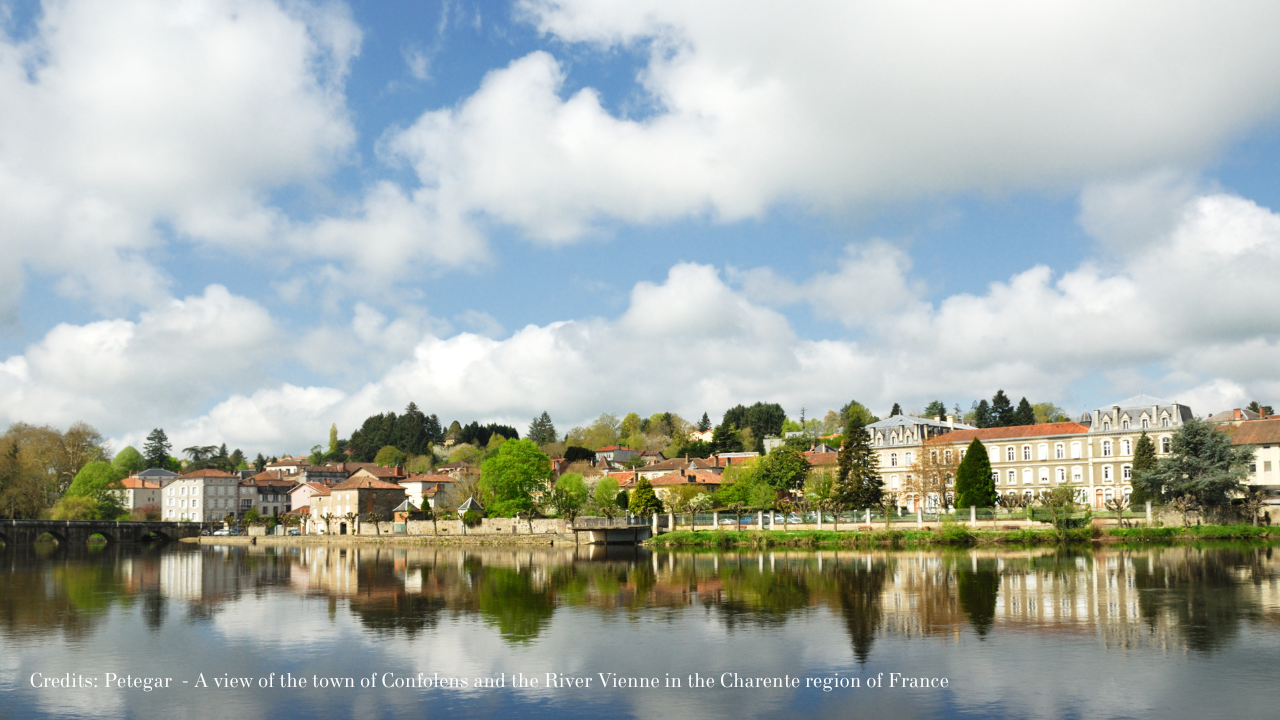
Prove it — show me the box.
[527,412,557,445]
[1013,397,1036,426]
[954,438,997,507]
[697,412,711,432]
[973,400,992,428]
[990,390,1014,427]
[628,478,664,516]
[890,403,902,416]
[833,410,882,510]
[1129,432,1157,506]
[143,429,171,470]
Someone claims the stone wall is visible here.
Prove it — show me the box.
[355,517,570,536]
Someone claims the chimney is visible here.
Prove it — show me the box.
[946,414,955,430]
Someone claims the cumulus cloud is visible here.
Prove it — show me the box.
[364,1,1280,252]
[0,0,360,315]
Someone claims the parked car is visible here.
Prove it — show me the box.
[212,528,230,536]
[287,529,300,536]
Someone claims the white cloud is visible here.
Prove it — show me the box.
[0,0,360,315]
[366,1,1280,251]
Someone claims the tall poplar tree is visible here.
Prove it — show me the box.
[833,409,882,510]
[954,438,997,507]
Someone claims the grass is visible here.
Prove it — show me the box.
[646,524,1270,548]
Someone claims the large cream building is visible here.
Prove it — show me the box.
[868,395,1192,510]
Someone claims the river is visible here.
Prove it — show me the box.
[2,541,1279,718]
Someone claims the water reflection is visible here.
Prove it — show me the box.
[4,542,1280,661]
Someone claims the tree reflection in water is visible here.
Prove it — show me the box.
[4,542,1280,656]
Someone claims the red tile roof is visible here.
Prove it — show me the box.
[332,477,404,491]
[648,470,723,487]
[181,468,239,478]
[401,473,455,484]
[120,477,161,489]
[1221,419,1280,446]
[925,422,1091,444]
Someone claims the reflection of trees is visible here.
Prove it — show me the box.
[716,565,812,629]
[955,560,999,638]
[477,567,555,643]
[832,560,890,664]
[0,545,134,640]
[350,592,445,638]
[1131,547,1260,652]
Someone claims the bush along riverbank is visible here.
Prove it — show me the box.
[645,524,1273,548]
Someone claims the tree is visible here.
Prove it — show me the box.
[368,511,384,536]
[923,400,947,419]
[954,439,997,508]
[889,403,902,417]
[329,424,340,455]
[1247,401,1274,416]
[563,446,595,463]
[65,461,125,519]
[143,429,172,470]
[527,412,558,446]
[1032,402,1069,424]
[710,424,744,453]
[50,495,100,521]
[719,402,787,453]
[1129,432,1157,507]
[1012,397,1036,426]
[1134,418,1252,517]
[1037,486,1079,531]
[112,446,146,476]
[832,410,881,510]
[628,478,664,516]
[839,400,878,426]
[697,413,711,432]
[990,391,1014,427]
[253,453,267,472]
[593,476,621,519]
[907,447,960,512]
[0,440,48,519]
[547,473,587,522]
[373,445,406,468]
[228,448,246,470]
[971,400,992,429]
[755,446,809,492]
[479,439,552,518]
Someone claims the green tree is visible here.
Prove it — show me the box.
[527,411,557,445]
[889,403,902,416]
[50,494,101,521]
[697,412,711,432]
[551,473,588,517]
[971,399,992,429]
[329,423,339,455]
[143,429,171,470]
[923,400,947,419]
[64,461,125,519]
[628,477,664,516]
[373,445,406,467]
[1032,402,1069,424]
[839,400,879,426]
[990,391,1014,427]
[112,446,146,476]
[593,476,620,518]
[253,453,267,472]
[755,445,809,491]
[1134,418,1252,515]
[719,402,787,453]
[0,440,47,519]
[1012,397,1036,426]
[832,410,882,510]
[479,439,552,518]
[954,439,997,508]
[1129,432,1157,507]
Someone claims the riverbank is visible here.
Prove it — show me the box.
[189,534,573,547]
[645,524,1275,548]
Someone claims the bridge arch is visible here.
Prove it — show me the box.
[139,529,172,543]
[86,530,117,545]
[37,529,67,545]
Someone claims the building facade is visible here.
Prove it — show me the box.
[162,469,241,522]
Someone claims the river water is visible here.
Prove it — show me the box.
[2,540,1279,719]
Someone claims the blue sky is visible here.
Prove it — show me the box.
[3,0,1280,454]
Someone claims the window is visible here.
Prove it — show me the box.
[1161,437,1171,453]
[1022,445,1031,461]
[944,450,953,463]
[1057,467,1066,483]
[890,475,899,490]
[1038,444,1048,461]
[1102,421,1110,431]
[1250,462,1257,474]
[1039,469,1050,484]
[1141,418,1149,429]
[1007,447,1015,462]
[1073,468,1083,483]
[1007,470,1017,485]
[1022,468,1032,485]
[904,452,913,465]
[1071,442,1082,459]
[890,453,897,467]
[1122,465,1132,480]
[180,486,187,495]
[1161,417,1169,428]
[192,499,198,508]
[1121,439,1131,455]
[1103,466,1112,482]
[1101,440,1113,457]
[1121,419,1129,430]
[1055,443,1065,459]
[1266,461,1273,473]
[992,470,1000,485]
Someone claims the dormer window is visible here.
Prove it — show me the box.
[1121,419,1129,429]
[1141,418,1149,429]
[1161,417,1169,428]
[1102,421,1111,431]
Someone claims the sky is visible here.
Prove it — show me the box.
[3,0,1280,455]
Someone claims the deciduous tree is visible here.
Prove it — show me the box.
[479,439,552,518]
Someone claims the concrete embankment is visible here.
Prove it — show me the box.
[194,534,575,547]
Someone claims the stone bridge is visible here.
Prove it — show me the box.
[0,519,203,546]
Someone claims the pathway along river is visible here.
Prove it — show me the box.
[2,541,1279,719]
